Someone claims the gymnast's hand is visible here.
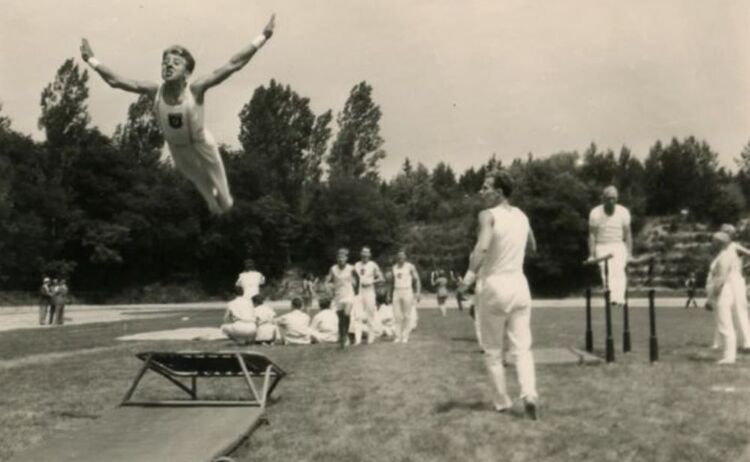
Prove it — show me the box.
[263,14,276,39]
[80,38,95,62]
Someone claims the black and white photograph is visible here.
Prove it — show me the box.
[1,1,749,461]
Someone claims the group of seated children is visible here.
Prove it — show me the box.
[220,289,395,346]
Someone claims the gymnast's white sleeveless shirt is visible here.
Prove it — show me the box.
[153,84,208,146]
[478,205,529,278]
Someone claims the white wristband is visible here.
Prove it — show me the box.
[252,35,267,49]
[462,270,476,286]
[87,57,101,70]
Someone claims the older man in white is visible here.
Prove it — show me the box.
[588,186,633,306]
[706,232,740,364]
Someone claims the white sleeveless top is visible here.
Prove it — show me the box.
[331,264,355,299]
[393,263,416,290]
[354,261,380,288]
[479,205,529,278]
[153,84,208,146]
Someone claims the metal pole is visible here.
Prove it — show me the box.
[649,288,659,362]
[604,288,615,363]
[623,284,631,353]
[585,287,593,353]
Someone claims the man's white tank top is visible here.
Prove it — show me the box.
[332,264,355,298]
[153,84,208,147]
[393,263,415,290]
[479,205,529,278]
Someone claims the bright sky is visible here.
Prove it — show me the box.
[2,0,749,178]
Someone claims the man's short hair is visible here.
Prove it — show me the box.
[251,294,265,306]
[720,224,737,236]
[603,185,618,198]
[490,170,514,197]
[291,297,303,309]
[318,298,331,310]
[713,231,731,245]
[162,45,196,73]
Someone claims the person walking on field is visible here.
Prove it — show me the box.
[355,246,385,344]
[459,169,539,419]
[390,249,421,344]
[325,248,360,348]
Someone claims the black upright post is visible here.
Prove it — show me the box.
[623,287,631,353]
[585,287,593,353]
[604,289,615,363]
[649,289,659,362]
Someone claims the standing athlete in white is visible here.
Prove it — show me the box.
[325,248,360,348]
[390,250,421,343]
[236,260,266,301]
[588,186,633,306]
[355,246,385,344]
[460,170,539,419]
[80,15,276,214]
[706,232,741,364]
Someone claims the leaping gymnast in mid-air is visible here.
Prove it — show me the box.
[80,14,276,214]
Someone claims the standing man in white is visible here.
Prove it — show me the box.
[236,259,266,301]
[588,186,633,306]
[460,170,539,419]
[390,249,421,343]
[706,232,740,364]
[355,246,385,344]
[325,248,360,348]
[80,15,275,214]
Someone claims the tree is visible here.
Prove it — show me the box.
[238,80,332,207]
[38,59,90,148]
[327,81,386,181]
[113,94,164,167]
[432,162,458,198]
[644,137,721,218]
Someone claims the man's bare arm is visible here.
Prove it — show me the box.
[527,227,538,256]
[80,39,157,95]
[191,14,275,100]
[467,210,494,276]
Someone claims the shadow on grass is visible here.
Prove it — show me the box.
[434,400,489,413]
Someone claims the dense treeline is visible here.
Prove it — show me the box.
[0,58,747,299]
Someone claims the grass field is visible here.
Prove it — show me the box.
[1,303,749,462]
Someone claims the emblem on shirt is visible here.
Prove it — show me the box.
[168,113,183,129]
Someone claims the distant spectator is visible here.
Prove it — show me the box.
[38,276,53,326]
[302,273,318,314]
[684,272,698,309]
[236,259,265,300]
[51,278,69,325]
